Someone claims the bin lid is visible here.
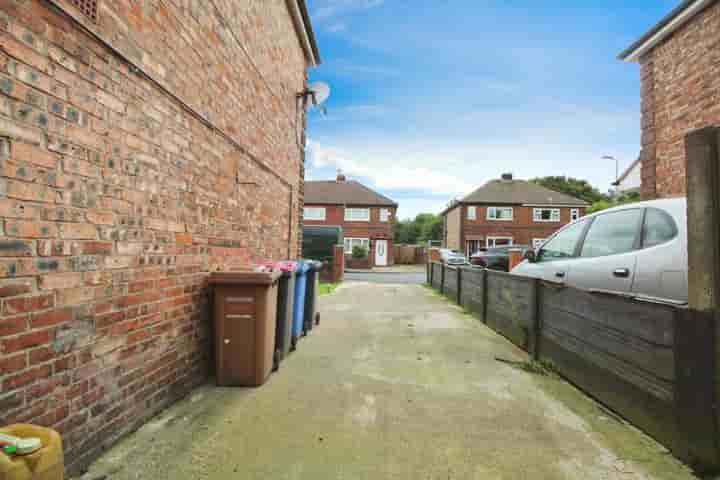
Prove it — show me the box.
[209,270,282,286]
[295,261,311,274]
[259,261,298,273]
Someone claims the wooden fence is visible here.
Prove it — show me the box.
[394,244,428,264]
[427,262,718,473]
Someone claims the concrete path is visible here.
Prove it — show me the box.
[345,270,426,284]
[79,283,696,480]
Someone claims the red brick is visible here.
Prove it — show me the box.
[31,307,72,328]
[0,198,40,219]
[3,293,53,315]
[3,178,56,203]
[0,314,28,336]
[0,279,34,297]
[38,272,83,290]
[29,346,54,365]
[0,239,34,256]
[2,329,51,353]
[4,219,57,238]
[59,223,97,239]
[0,33,49,71]
[81,241,113,255]
[11,141,59,168]
[3,365,51,390]
[0,352,27,375]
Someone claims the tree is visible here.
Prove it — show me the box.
[393,213,443,244]
[530,176,608,204]
[587,191,641,214]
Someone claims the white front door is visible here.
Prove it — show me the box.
[375,240,388,266]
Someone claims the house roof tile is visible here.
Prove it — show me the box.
[304,180,397,207]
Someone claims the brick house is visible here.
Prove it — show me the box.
[0,0,318,472]
[619,0,719,199]
[441,174,588,256]
[304,173,397,267]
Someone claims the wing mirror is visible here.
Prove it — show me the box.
[523,249,537,263]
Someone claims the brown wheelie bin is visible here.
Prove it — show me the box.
[210,270,281,387]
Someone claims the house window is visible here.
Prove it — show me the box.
[533,208,560,222]
[380,208,391,222]
[570,208,580,221]
[303,207,326,221]
[532,238,546,249]
[345,208,370,221]
[486,207,513,221]
[344,237,370,251]
[467,206,477,220]
[486,237,513,248]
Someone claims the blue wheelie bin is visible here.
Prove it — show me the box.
[291,261,310,350]
[303,260,324,335]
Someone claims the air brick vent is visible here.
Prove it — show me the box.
[67,0,98,22]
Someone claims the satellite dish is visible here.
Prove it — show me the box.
[307,81,330,106]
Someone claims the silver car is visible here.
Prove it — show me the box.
[511,198,687,304]
[439,248,468,266]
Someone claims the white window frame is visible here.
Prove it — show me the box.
[486,206,514,221]
[533,208,561,223]
[344,207,370,222]
[467,206,477,220]
[343,237,370,251]
[303,207,326,221]
[570,208,580,221]
[532,238,546,249]
[486,236,513,248]
[380,208,391,222]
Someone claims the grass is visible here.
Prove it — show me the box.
[319,282,339,295]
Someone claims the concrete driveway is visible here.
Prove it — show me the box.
[78,283,696,480]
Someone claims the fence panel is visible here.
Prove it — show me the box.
[538,283,678,453]
[460,267,485,320]
[444,266,459,303]
[430,262,443,290]
[485,270,536,349]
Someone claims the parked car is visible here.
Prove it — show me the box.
[511,198,688,304]
[439,249,468,265]
[471,245,531,271]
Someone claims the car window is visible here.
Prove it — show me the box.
[642,208,677,248]
[537,220,588,262]
[580,209,642,258]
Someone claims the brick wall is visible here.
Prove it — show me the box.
[444,205,461,250]
[638,2,720,198]
[0,0,309,472]
[445,204,585,251]
[303,204,396,266]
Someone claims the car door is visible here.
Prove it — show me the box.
[521,219,590,283]
[632,207,687,302]
[565,208,643,293]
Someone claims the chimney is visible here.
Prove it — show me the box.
[501,173,513,181]
[336,169,346,182]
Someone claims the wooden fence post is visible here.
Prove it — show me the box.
[481,268,488,324]
[681,127,720,470]
[440,263,445,295]
[455,267,462,305]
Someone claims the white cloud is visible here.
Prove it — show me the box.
[306,139,475,197]
[326,22,347,33]
[313,0,385,19]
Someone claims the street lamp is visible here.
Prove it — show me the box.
[602,155,619,186]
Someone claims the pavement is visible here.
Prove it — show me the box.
[345,264,426,284]
[77,282,697,480]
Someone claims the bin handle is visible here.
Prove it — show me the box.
[226,314,253,320]
[227,297,253,303]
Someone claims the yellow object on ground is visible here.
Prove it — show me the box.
[0,424,63,480]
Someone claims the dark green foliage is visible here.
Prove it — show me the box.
[352,245,368,258]
[530,176,607,204]
[394,213,443,244]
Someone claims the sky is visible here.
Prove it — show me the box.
[305,0,680,219]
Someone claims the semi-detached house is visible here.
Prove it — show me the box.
[303,173,397,267]
[0,0,319,472]
[441,174,589,256]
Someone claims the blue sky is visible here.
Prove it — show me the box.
[305,0,679,219]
